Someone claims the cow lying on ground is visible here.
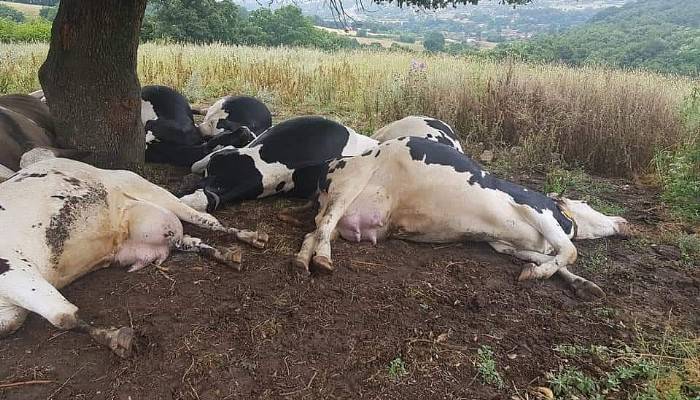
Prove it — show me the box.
[197,95,272,142]
[372,116,463,153]
[182,116,378,212]
[0,94,83,176]
[141,86,262,167]
[294,137,629,299]
[0,155,268,357]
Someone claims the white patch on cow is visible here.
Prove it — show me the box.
[0,163,14,182]
[20,148,56,169]
[145,131,157,146]
[247,149,295,197]
[198,97,230,137]
[371,116,463,153]
[179,189,209,212]
[341,127,379,156]
[191,145,233,174]
[141,100,158,125]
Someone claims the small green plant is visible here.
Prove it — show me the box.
[654,143,699,224]
[547,367,600,399]
[544,167,626,215]
[387,357,408,380]
[677,233,700,265]
[580,242,610,272]
[476,345,505,389]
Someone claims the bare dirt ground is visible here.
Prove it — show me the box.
[0,165,698,400]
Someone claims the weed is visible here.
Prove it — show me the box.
[387,357,408,380]
[547,367,601,399]
[544,167,627,215]
[676,233,700,265]
[476,345,505,389]
[580,242,610,272]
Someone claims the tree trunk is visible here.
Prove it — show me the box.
[39,0,147,171]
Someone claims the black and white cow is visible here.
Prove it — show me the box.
[294,137,630,299]
[197,95,272,142]
[0,155,268,357]
[181,116,378,212]
[141,86,260,167]
[372,116,463,153]
[0,94,81,177]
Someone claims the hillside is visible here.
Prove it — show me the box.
[494,0,700,75]
[0,0,42,16]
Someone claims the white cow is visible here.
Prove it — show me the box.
[372,116,463,153]
[0,155,268,357]
[294,137,629,299]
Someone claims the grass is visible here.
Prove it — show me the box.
[544,167,627,215]
[387,357,408,380]
[0,42,696,177]
[0,1,43,17]
[476,345,505,389]
[548,328,699,400]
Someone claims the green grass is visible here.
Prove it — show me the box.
[544,167,627,216]
[475,345,505,389]
[387,357,408,380]
[548,329,700,400]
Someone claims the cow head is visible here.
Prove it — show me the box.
[206,126,256,150]
[554,196,631,239]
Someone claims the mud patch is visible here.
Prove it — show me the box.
[45,183,108,266]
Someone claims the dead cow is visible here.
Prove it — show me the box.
[294,137,629,299]
[371,116,463,153]
[0,157,268,357]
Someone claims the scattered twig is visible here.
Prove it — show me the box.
[0,380,54,389]
[280,370,318,397]
[47,364,88,400]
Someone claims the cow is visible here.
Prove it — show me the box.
[28,89,46,103]
[141,86,258,167]
[197,95,272,143]
[0,94,82,174]
[181,116,378,212]
[293,137,630,300]
[372,116,463,153]
[0,155,268,357]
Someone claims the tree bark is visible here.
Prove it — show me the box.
[39,0,147,171]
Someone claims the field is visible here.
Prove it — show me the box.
[315,26,424,51]
[0,43,698,399]
[0,1,42,17]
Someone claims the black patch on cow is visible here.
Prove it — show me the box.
[291,163,331,198]
[425,118,458,139]
[374,150,381,157]
[361,150,372,156]
[63,177,81,186]
[200,116,354,207]
[220,96,272,136]
[45,183,108,266]
[163,230,175,239]
[275,181,286,192]
[406,137,573,234]
[397,136,407,141]
[251,116,351,169]
[0,109,31,150]
[51,195,65,200]
[435,133,455,148]
[0,204,4,210]
[335,160,347,170]
[0,258,10,275]
[203,149,264,210]
[13,172,48,182]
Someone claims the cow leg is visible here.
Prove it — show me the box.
[489,242,555,264]
[278,200,316,226]
[175,235,242,271]
[0,301,29,337]
[0,163,14,182]
[0,265,133,357]
[556,267,605,300]
[517,209,579,281]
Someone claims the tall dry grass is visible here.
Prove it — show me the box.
[1,42,696,176]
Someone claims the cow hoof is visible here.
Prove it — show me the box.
[291,256,310,276]
[312,255,334,272]
[235,230,269,249]
[517,263,538,281]
[222,247,242,270]
[92,326,134,358]
[571,279,605,301]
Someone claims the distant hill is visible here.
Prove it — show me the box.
[0,0,43,17]
[493,0,700,76]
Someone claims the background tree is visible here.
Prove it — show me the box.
[41,0,531,170]
[423,31,445,52]
[0,4,25,22]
